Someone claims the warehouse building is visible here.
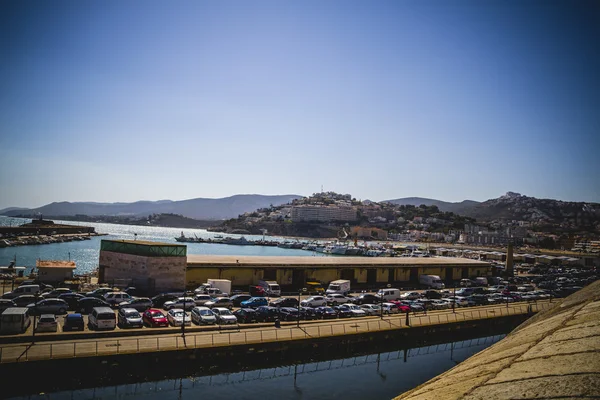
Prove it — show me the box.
[186,255,490,290]
[98,240,187,293]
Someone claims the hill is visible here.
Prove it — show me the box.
[384,197,480,215]
[0,194,303,220]
[464,192,600,231]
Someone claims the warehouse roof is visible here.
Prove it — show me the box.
[36,260,76,269]
[187,255,490,268]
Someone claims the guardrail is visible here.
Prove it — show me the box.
[0,301,553,364]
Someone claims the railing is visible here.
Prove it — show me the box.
[0,301,553,364]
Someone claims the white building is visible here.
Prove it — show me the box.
[291,205,357,222]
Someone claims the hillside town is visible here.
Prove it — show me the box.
[212,191,600,252]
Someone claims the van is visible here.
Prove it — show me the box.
[88,307,116,330]
[0,307,32,334]
[419,275,445,289]
[2,285,41,299]
[258,280,281,297]
[376,288,401,301]
[472,277,488,287]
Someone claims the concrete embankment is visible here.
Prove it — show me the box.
[395,280,600,399]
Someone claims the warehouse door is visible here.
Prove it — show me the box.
[388,268,395,284]
[341,269,355,282]
[292,269,306,288]
[409,268,418,285]
[461,267,469,279]
[367,269,377,285]
[445,268,453,284]
[263,269,277,280]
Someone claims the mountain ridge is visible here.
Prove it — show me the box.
[0,194,303,220]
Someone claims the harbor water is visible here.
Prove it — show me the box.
[6,334,506,400]
[0,217,325,274]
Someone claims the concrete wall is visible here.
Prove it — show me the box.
[99,251,186,293]
[37,268,73,283]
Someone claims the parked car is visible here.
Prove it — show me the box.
[269,297,299,308]
[241,297,269,309]
[57,293,85,310]
[400,292,422,301]
[142,309,169,328]
[388,300,411,313]
[255,306,280,322]
[85,288,115,299]
[191,306,217,325]
[212,307,238,325]
[163,297,196,311]
[41,288,72,299]
[36,314,58,332]
[314,306,338,319]
[299,306,318,320]
[230,294,252,307]
[118,297,153,312]
[167,309,191,327]
[326,294,350,305]
[233,308,258,323]
[12,295,37,308]
[0,299,17,313]
[339,304,367,317]
[333,305,353,318]
[104,292,132,307]
[350,293,380,305]
[278,307,300,321]
[88,307,116,330]
[460,279,472,287]
[76,297,111,314]
[300,296,327,308]
[151,293,181,308]
[117,308,144,328]
[204,297,233,309]
[193,294,213,306]
[360,304,381,316]
[63,313,84,331]
[27,298,69,315]
[424,290,443,300]
[381,302,400,314]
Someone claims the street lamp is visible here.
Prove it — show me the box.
[380,284,391,319]
[31,292,40,344]
[452,281,456,313]
[297,288,306,328]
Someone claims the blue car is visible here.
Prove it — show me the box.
[241,297,269,308]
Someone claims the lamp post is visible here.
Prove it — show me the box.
[380,284,391,320]
[452,282,456,313]
[297,288,306,329]
[31,292,40,344]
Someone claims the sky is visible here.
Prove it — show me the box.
[1,0,599,209]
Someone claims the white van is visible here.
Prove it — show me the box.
[2,285,41,299]
[89,307,116,330]
[376,288,401,301]
[419,275,445,289]
[1,307,32,334]
[258,280,281,296]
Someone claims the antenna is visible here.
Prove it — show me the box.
[321,184,323,193]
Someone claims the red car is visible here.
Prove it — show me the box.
[142,308,168,327]
[389,300,411,313]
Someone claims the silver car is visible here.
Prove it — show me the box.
[163,297,196,311]
[117,307,144,328]
[212,307,237,325]
[36,314,58,332]
[204,297,233,310]
[167,309,191,326]
[27,298,69,315]
[191,306,217,325]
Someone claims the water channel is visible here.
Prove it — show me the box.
[7,333,505,400]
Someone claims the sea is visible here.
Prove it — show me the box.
[0,216,328,275]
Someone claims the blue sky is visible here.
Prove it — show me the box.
[1,0,599,209]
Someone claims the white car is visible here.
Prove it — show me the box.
[212,307,237,325]
[326,294,350,305]
[430,300,450,310]
[36,314,58,332]
[360,304,381,316]
[447,296,469,307]
[163,297,196,311]
[167,309,191,327]
[400,292,421,300]
[191,306,217,325]
[340,304,367,317]
[300,296,327,307]
[193,294,213,306]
